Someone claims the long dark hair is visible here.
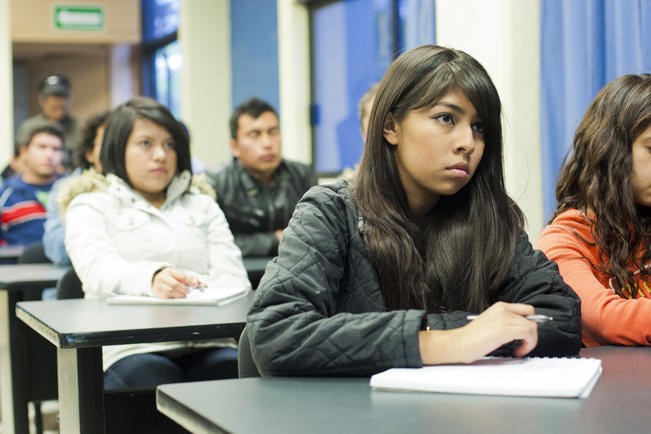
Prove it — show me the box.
[552,74,651,297]
[355,45,524,313]
[101,96,191,185]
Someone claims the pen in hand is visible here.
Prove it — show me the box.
[186,284,207,293]
[466,314,553,323]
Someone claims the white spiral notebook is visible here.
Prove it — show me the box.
[107,287,249,306]
[370,357,602,399]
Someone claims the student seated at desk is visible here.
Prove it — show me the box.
[206,98,317,257]
[43,110,109,265]
[0,121,64,246]
[62,97,250,389]
[247,45,582,376]
[537,74,651,347]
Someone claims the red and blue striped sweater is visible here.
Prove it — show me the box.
[0,175,57,246]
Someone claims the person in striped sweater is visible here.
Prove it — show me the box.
[0,120,64,246]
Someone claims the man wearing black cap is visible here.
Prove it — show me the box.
[17,74,78,169]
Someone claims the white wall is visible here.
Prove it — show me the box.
[179,0,232,167]
[436,0,543,240]
[0,0,13,167]
[277,0,312,164]
[110,44,135,108]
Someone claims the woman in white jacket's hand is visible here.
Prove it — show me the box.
[152,267,205,299]
[62,97,250,391]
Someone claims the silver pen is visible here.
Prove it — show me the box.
[466,314,553,323]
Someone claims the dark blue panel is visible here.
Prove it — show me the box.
[312,0,435,173]
[230,0,280,111]
[312,0,392,173]
[142,0,181,42]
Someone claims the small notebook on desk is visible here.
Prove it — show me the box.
[107,287,249,306]
[370,357,602,399]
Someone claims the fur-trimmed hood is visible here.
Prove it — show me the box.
[57,168,216,216]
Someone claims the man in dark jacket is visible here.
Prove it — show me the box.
[207,98,316,257]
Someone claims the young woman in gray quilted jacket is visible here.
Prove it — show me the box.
[248,45,582,376]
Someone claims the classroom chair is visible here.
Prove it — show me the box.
[55,267,84,299]
[17,241,50,264]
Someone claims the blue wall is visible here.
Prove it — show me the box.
[230,0,280,111]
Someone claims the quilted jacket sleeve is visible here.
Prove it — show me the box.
[493,233,582,356]
[401,233,582,357]
[247,186,424,376]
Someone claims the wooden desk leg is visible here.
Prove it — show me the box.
[58,346,105,434]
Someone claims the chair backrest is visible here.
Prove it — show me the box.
[18,241,50,264]
[56,268,84,299]
[238,325,261,378]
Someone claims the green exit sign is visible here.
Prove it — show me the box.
[53,5,105,31]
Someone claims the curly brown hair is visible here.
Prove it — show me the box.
[552,74,651,297]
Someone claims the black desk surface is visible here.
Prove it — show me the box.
[16,290,254,434]
[157,346,651,434]
[0,263,68,288]
[16,291,255,349]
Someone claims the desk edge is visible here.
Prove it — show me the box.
[157,386,227,433]
[15,303,63,347]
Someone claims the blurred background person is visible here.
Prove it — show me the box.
[359,83,379,144]
[17,74,78,171]
[0,121,64,246]
[207,97,316,257]
[43,110,109,265]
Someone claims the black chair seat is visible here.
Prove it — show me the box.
[18,241,50,264]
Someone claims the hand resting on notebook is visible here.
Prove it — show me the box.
[152,267,206,299]
[419,302,538,365]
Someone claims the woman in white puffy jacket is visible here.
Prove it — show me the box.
[61,96,251,389]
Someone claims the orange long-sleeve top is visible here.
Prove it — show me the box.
[536,209,651,347]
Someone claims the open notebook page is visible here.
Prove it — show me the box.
[107,287,250,306]
[370,357,602,399]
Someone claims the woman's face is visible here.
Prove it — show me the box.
[632,124,651,207]
[384,87,485,217]
[124,118,177,205]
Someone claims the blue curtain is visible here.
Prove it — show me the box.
[540,0,651,220]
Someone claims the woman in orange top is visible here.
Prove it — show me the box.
[537,74,651,346]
